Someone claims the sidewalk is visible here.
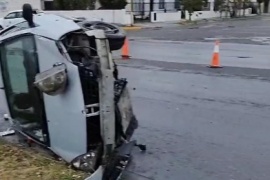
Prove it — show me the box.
[121,13,270,31]
[122,21,183,31]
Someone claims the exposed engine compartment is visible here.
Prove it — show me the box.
[60,30,138,161]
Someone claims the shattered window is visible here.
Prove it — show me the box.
[0,35,46,142]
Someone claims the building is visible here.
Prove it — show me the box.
[128,0,181,19]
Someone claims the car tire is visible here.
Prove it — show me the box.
[77,21,126,51]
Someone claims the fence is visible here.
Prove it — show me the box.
[214,1,259,18]
[126,1,181,19]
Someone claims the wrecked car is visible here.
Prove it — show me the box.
[0,4,145,180]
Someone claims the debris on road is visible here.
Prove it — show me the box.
[0,128,15,137]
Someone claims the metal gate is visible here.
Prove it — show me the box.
[127,0,180,22]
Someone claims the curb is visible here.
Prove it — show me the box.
[122,26,163,31]
[122,26,142,31]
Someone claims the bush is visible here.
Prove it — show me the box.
[99,0,127,9]
[54,0,96,10]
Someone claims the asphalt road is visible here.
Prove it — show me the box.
[113,15,270,69]
[114,40,270,69]
[119,16,270,180]
[118,60,270,180]
[126,15,270,45]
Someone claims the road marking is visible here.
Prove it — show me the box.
[122,26,142,31]
[204,36,270,44]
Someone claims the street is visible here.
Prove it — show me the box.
[117,16,270,180]
[126,16,270,45]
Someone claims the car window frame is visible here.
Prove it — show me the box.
[4,12,17,19]
[16,11,23,18]
[0,34,50,145]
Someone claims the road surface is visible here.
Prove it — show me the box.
[119,16,270,180]
[127,15,270,45]
[119,60,270,180]
[114,40,270,69]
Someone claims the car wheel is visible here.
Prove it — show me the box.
[77,21,126,51]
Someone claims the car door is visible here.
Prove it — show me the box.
[0,34,49,144]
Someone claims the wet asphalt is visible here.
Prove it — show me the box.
[114,40,270,69]
[126,15,270,45]
[119,16,270,180]
[119,60,270,180]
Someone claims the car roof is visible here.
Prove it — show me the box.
[7,10,23,13]
[0,13,82,41]
[8,9,40,12]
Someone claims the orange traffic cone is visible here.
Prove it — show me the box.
[208,40,222,68]
[121,38,130,59]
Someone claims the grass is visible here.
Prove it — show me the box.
[0,139,90,180]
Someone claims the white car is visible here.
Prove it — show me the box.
[0,9,42,29]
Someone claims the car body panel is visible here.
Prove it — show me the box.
[35,35,87,162]
[0,13,81,41]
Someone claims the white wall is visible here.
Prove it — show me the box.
[185,8,252,21]
[151,11,181,22]
[0,0,134,26]
[0,0,42,17]
[185,11,220,21]
[46,9,134,25]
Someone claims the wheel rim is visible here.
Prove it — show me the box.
[83,22,119,34]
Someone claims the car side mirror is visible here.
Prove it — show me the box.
[34,63,68,96]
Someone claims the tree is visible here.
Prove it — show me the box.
[54,0,96,10]
[214,0,225,11]
[182,0,206,21]
[99,0,127,9]
[230,0,250,17]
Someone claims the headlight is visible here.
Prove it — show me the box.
[71,150,99,173]
[34,63,67,96]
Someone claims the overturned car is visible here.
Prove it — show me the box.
[0,4,145,180]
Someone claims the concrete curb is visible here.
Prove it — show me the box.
[122,26,142,31]
[122,25,163,31]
